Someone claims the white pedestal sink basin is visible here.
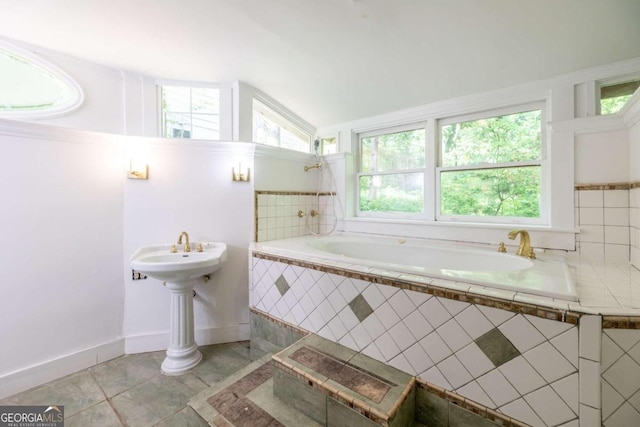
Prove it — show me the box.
[130,242,227,375]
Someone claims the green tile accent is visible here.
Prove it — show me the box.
[475,328,520,368]
[273,367,327,425]
[327,397,379,427]
[349,294,374,322]
[449,402,499,427]
[415,387,448,427]
[247,378,323,427]
[250,312,305,351]
[155,406,208,427]
[275,274,290,296]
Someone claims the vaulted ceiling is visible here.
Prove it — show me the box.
[1,0,639,127]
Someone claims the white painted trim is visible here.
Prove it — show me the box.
[254,143,316,162]
[622,90,640,128]
[549,115,627,134]
[124,324,250,354]
[0,118,256,156]
[0,338,124,400]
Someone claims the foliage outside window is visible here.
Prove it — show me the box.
[253,99,311,153]
[161,85,220,139]
[358,127,426,215]
[0,42,83,118]
[599,80,640,115]
[439,107,542,220]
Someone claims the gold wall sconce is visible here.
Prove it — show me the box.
[232,163,250,182]
[127,160,148,180]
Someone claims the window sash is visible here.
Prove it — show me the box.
[355,104,547,224]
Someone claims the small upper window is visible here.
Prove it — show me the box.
[0,42,83,119]
[253,98,311,153]
[599,79,640,115]
[160,85,220,139]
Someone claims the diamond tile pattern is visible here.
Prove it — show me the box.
[602,328,640,425]
[250,258,579,426]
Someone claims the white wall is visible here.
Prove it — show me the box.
[122,139,256,352]
[575,130,629,184]
[630,121,640,182]
[0,120,125,398]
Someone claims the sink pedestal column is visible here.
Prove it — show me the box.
[161,280,202,375]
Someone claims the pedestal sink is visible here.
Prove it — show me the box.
[130,241,227,375]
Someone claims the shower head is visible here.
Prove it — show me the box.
[313,139,321,154]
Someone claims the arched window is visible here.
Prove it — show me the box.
[0,41,83,119]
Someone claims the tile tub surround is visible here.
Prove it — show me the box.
[249,242,640,426]
[254,191,337,242]
[574,181,640,266]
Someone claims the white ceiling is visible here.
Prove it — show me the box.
[1,0,640,127]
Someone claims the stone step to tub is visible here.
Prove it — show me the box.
[272,334,415,427]
[189,352,322,427]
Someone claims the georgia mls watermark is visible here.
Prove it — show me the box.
[0,406,64,427]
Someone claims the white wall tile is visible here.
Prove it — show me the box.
[579,315,602,361]
[605,208,630,226]
[604,402,640,426]
[578,225,604,243]
[525,342,577,383]
[579,404,601,427]
[580,242,605,259]
[499,356,546,395]
[580,358,601,408]
[436,319,472,353]
[605,226,630,245]
[580,207,604,225]
[524,386,576,426]
[500,398,546,427]
[551,373,579,415]
[602,379,625,421]
[437,355,472,389]
[580,190,604,207]
[499,315,546,353]
[456,343,495,378]
[455,306,494,340]
[604,190,629,208]
[605,244,630,261]
[477,369,519,407]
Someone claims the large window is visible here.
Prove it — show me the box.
[160,85,220,139]
[358,126,426,216]
[438,106,543,221]
[253,98,311,153]
[0,41,83,118]
[356,104,545,224]
[599,79,640,115]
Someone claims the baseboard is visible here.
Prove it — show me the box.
[0,338,124,400]
[124,323,250,354]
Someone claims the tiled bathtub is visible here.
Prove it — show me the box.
[249,238,640,426]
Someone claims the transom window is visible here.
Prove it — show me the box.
[253,98,311,153]
[160,85,220,139]
[599,79,640,115]
[0,41,83,118]
[356,104,545,224]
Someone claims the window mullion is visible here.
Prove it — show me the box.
[425,119,436,221]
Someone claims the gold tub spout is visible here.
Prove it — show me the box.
[177,231,191,253]
[508,229,534,258]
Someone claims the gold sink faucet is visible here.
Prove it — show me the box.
[177,231,191,253]
[507,229,535,259]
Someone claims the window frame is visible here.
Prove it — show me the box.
[0,40,84,119]
[596,75,640,116]
[252,97,312,153]
[436,102,547,225]
[354,103,549,226]
[356,121,428,220]
[158,82,221,140]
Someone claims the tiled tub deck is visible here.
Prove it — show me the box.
[249,245,640,427]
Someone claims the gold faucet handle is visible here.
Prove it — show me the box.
[197,243,203,252]
[184,243,191,253]
[528,248,536,259]
[498,242,507,253]
[170,244,177,253]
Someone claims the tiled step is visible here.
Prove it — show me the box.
[189,352,321,426]
[272,334,415,427]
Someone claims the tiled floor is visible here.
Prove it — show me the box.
[0,341,257,426]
